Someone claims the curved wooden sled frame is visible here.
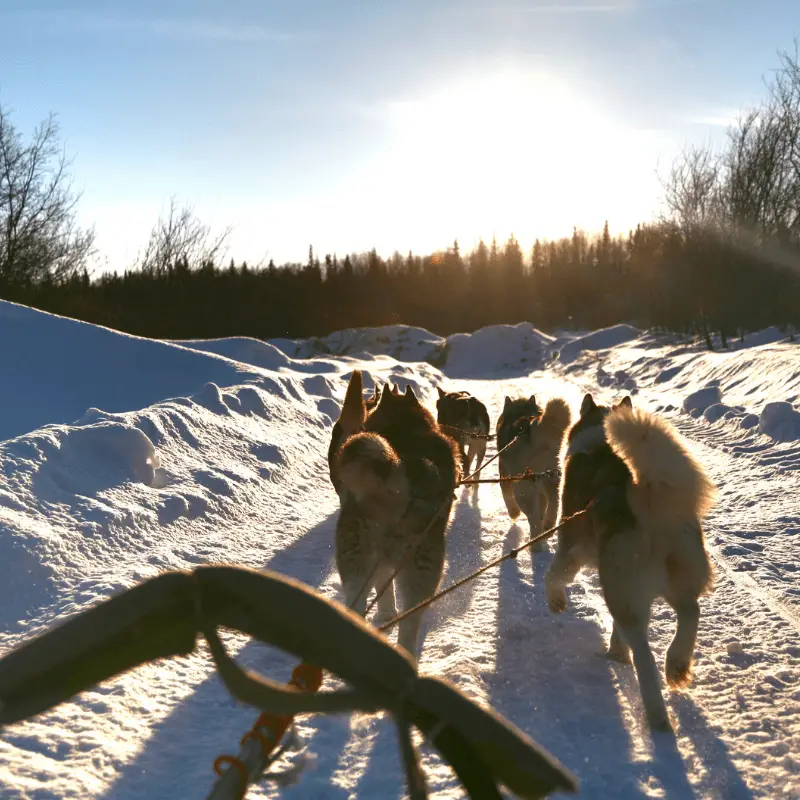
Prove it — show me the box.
[0,566,578,799]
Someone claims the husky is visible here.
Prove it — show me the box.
[328,379,382,499]
[435,387,491,478]
[544,393,716,731]
[332,370,460,659]
[496,394,572,550]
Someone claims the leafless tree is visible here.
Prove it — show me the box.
[0,105,95,284]
[136,197,231,275]
[661,144,724,232]
[663,41,800,246]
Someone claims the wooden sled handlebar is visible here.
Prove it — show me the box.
[0,565,578,799]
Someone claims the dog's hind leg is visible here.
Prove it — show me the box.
[518,486,548,552]
[335,506,374,616]
[542,478,560,531]
[463,442,475,476]
[613,614,669,731]
[501,482,521,520]
[341,572,371,616]
[607,621,632,664]
[394,525,446,660]
[371,561,398,628]
[663,528,712,688]
[469,439,486,478]
[663,595,700,688]
[544,544,583,612]
[472,439,487,479]
[600,537,670,731]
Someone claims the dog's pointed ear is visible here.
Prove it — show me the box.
[338,370,367,435]
[504,396,512,410]
[616,395,633,410]
[391,383,401,396]
[437,386,445,398]
[528,394,537,407]
[580,393,596,416]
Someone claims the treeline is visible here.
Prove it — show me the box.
[3,222,798,345]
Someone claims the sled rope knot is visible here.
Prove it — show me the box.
[210,661,323,798]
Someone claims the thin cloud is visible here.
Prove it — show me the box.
[525,2,633,11]
[106,16,298,44]
[11,10,298,43]
[433,0,635,15]
[494,0,636,12]
[689,109,741,128]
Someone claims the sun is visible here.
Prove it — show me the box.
[355,66,667,256]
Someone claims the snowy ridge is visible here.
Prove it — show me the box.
[1,302,799,798]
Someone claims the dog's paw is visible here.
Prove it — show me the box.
[605,648,632,665]
[546,588,568,614]
[372,609,398,628]
[665,654,694,688]
[647,713,674,734]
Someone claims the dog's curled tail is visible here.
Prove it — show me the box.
[337,432,409,506]
[539,397,572,440]
[604,406,716,519]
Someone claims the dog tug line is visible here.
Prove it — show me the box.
[208,377,582,799]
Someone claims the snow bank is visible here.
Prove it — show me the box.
[173,336,292,371]
[759,401,800,442]
[269,321,561,379]
[702,403,735,423]
[731,325,796,349]
[0,300,261,442]
[683,385,723,416]
[557,324,642,364]
[269,324,446,363]
[444,323,556,377]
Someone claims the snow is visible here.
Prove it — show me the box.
[555,324,643,365]
[759,402,800,443]
[1,302,799,799]
[683,385,723,416]
[443,323,556,377]
[269,325,446,363]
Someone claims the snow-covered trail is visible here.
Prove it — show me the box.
[2,306,799,799]
[70,376,798,799]
[436,376,800,800]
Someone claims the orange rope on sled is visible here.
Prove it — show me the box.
[213,755,250,794]
[213,662,323,797]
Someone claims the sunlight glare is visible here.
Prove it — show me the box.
[361,67,667,254]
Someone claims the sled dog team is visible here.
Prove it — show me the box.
[329,371,717,732]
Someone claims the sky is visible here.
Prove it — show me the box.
[0,0,797,272]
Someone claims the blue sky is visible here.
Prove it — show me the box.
[0,0,796,271]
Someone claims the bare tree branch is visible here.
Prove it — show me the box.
[136,197,232,275]
[0,105,95,284]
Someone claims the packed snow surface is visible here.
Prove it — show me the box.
[1,300,799,799]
